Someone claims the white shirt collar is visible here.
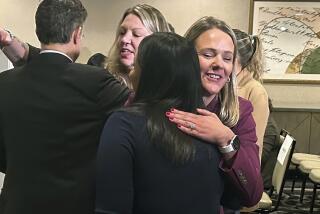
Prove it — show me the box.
[40,50,73,62]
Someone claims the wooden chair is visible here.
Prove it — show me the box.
[256,130,296,213]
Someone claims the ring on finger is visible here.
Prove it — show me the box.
[188,122,196,131]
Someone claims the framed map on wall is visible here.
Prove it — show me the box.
[250,0,320,83]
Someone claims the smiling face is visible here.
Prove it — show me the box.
[118,14,152,69]
[195,28,235,102]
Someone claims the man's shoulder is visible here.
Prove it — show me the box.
[0,66,23,80]
[68,63,111,77]
[66,63,129,99]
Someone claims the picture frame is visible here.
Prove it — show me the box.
[249,0,320,83]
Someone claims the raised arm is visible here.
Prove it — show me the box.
[0,28,30,65]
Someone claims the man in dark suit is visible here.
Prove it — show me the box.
[0,1,129,214]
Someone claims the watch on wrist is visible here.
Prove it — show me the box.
[5,29,14,40]
[218,135,240,154]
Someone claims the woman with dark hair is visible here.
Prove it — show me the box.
[95,32,224,214]
[86,53,107,68]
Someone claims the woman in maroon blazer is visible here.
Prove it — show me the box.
[0,15,262,213]
[166,16,263,213]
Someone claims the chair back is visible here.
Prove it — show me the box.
[279,129,288,145]
[272,130,296,193]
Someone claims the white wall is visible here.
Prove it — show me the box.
[0,51,12,72]
[81,0,250,62]
[0,0,251,63]
[265,83,320,108]
[0,173,4,191]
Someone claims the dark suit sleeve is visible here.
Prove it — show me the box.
[0,122,6,173]
[220,101,263,208]
[11,44,40,66]
[95,112,134,214]
[96,71,130,115]
[26,44,41,62]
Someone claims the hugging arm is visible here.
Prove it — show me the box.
[219,104,263,207]
[167,106,263,207]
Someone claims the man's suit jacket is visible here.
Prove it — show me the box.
[0,52,129,214]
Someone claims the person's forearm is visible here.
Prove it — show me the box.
[220,144,263,207]
[2,36,29,66]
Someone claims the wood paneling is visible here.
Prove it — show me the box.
[273,111,320,155]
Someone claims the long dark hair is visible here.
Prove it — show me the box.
[129,32,204,163]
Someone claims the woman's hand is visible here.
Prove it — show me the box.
[0,28,13,47]
[166,108,235,147]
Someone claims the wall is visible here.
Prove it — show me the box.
[0,0,251,63]
[0,173,3,192]
[0,1,318,109]
[265,83,320,107]
[0,51,12,72]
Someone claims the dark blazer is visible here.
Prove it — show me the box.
[0,52,129,214]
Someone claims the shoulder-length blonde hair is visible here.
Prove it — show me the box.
[184,16,239,127]
[233,29,265,82]
[106,4,171,89]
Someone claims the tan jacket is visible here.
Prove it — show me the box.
[237,70,269,159]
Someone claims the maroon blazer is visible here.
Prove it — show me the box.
[207,97,263,209]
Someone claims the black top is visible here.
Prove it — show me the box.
[0,52,129,214]
[96,111,224,214]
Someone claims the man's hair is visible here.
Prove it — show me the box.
[87,53,107,68]
[35,0,87,44]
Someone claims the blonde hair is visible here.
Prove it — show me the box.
[184,16,239,127]
[233,29,265,82]
[246,36,265,82]
[106,4,171,89]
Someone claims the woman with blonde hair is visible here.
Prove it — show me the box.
[0,4,172,89]
[233,29,269,159]
[166,16,263,213]
[106,4,171,88]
